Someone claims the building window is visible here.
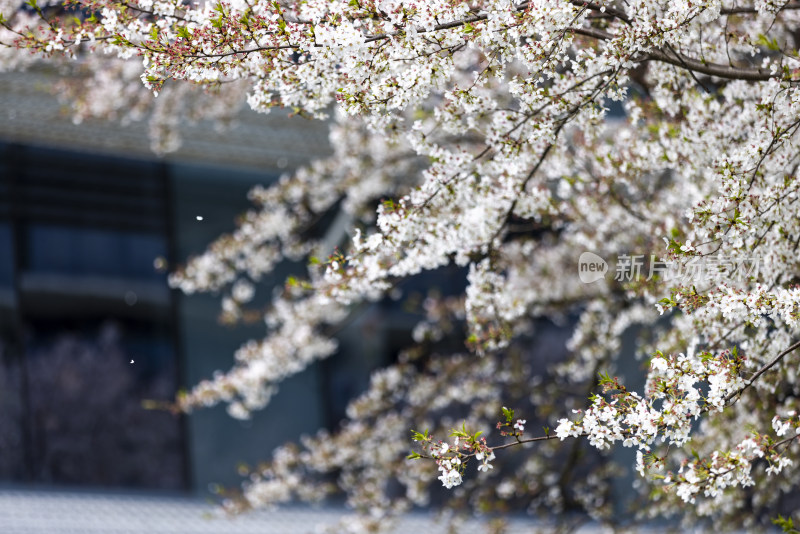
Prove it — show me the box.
[0,142,186,490]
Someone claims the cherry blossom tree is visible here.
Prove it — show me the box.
[3,0,800,529]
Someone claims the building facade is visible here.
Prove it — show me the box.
[0,70,344,493]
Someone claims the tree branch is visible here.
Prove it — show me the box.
[721,3,800,15]
[725,338,800,404]
[646,47,774,81]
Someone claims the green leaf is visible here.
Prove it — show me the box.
[502,406,514,423]
[757,33,780,51]
[449,423,469,438]
[659,297,676,308]
[410,428,429,442]
[773,515,798,534]
[176,25,191,40]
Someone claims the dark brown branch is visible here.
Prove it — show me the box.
[491,433,564,450]
[721,3,800,15]
[646,47,774,81]
[571,26,775,81]
[725,339,800,403]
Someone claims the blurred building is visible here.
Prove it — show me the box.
[0,68,348,494]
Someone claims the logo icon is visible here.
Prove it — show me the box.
[578,252,608,283]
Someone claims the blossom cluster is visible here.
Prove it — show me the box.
[413,423,497,490]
